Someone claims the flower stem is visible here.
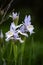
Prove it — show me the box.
[12,41,18,65]
[21,54,22,65]
[15,59,16,65]
[20,37,26,65]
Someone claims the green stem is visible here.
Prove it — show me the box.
[29,37,34,65]
[20,37,26,65]
[15,59,16,65]
[12,41,18,65]
[9,42,12,58]
[21,54,22,65]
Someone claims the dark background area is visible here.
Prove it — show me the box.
[0,0,43,28]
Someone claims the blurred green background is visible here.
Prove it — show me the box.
[0,0,43,65]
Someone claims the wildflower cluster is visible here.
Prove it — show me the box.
[5,12,34,43]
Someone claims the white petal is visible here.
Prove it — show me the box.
[5,31,14,38]
[22,33,28,37]
[27,25,34,31]
[27,25,34,35]
[18,30,28,37]
[15,37,24,43]
[16,24,23,29]
[5,37,10,41]
[30,31,35,35]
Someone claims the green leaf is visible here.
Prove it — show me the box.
[12,42,18,61]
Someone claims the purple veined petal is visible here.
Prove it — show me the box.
[13,31,24,43]
[19,25,25,33]
[10,22,16,31]
[24,15,27,24]
[9,12,17,19]
[24,15,31,26]
[10,22,23,32]
[12,12,17,18]
[12,12,19,20]
[13,32,19,39]
[9,12,19,20]
[27,15,31,25]
[9,12,17,18]
[28,15,31,22]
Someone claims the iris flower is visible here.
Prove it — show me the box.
[5,14,34,43]
[10,22,23,31]
[18,15,34,35]
[9,12,19,20]
[5,22,24,43]
[5,31,14,41]
[24,15,31,26]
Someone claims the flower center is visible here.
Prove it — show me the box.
[8,31,13,36]
[27,25,33,29]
